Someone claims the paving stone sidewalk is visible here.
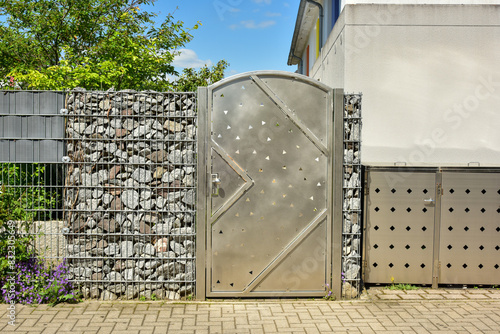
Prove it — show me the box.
[1,288,499,334]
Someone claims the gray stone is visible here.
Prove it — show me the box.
[101,290,118,301]
[183,240,195,254]
[170,241,186,255]
[182,189,196,206]
[154,223,171,235]
[107,271,123,281]
[140,190,152,200]
[345,264,360,280]
[124,286,139,299]
[134,242,144,255]
[178,285,194,297]
[107,284,126,294]
[123,178,140,188]
[145,260,160,270]
[156,196,167,209]
[163,120,184,133]
[131,168,153,183]
[122,268,135,281]
[102,193,114,206]
[121,190,140,209]
[129,155,148,165]
[140,200,154,210]
[144,243,156,256]
[92,188,104,199]
[165,290,181,300]
[182,150,195,164]
[167,150,182,164]
[90,286,100,299]
[122,119,135,131]
[104,243,120,256]
[182,174,195,187]
[132,124,151,137]
[72,122,87,134]
[170,169,184,181]
[78,189,93,202]
[114,149,128,160]
[121,241,134,258]
[351,224,361,234]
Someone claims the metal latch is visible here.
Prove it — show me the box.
[211,173,221,197]
[423,198,435,204]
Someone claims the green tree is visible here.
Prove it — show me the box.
[0,0,206,90]
[174,60,229,92]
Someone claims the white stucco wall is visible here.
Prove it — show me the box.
[311,4,500,167]
[342,0,500,6]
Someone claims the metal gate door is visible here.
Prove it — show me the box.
[197,71,334,297]
[364,170,437,284]
[439,171,500,285]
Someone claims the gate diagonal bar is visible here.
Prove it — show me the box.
[1,89,198,301]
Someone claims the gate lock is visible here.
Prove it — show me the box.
[211,173,221,197]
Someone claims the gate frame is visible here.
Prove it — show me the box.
[196,71,344,299]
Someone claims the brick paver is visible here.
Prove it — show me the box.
[0,288,499,333]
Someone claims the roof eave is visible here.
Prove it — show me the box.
[287,1,308,66]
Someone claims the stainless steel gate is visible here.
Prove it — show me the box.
[364,168,500,286]
[197,71,334,297]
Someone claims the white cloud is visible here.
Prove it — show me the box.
[253,0,272,4]
[265,11,282,17]
[230,20,277,30]
[172,49,213,68]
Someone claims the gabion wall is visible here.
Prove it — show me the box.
[342,94,362,299]
[63,90,197,300]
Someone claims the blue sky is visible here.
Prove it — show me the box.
[147,0,300,77]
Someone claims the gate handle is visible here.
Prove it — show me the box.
[212,173,221,197]
[423,198,435,203]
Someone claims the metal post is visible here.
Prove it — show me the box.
[332,89,344,300]
[432,170,443,288]
[196,87,208,300]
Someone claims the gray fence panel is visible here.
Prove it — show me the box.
[0,91,65,163]
[0,139,64,162]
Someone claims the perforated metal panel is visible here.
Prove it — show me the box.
[439,172,500,284]
[364,171,436,284]
[199,72,334,297]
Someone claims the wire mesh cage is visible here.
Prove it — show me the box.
[341,93,362,299]
[63,90,197,300]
